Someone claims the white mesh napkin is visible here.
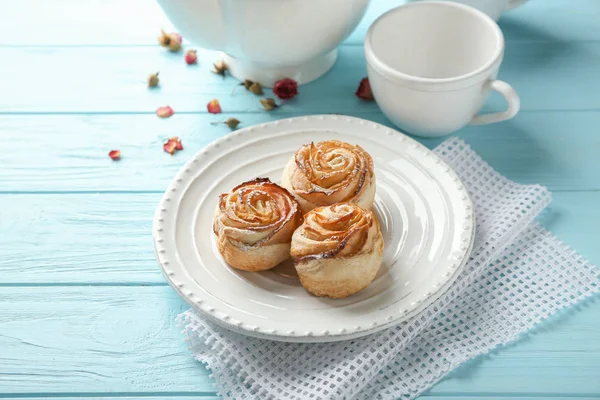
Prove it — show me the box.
[179,138,599,400]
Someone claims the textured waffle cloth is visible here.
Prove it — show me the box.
[179,138,599,400]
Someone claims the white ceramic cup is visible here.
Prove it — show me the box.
[365,1,520,137]
[411,0,530,21]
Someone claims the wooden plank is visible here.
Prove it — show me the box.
[2,398,221,400]
[0,193,160,284]
[0,286,214,393]
[2,393,598,400]
[0,41,599,113]
[0,189,598,291]
[498,0,600,42]
[0,46,375,114]
[1,0,599,46]
[426,111,600,192]
[1,111,600,193]
[0,284,598,395]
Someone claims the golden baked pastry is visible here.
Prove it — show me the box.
[214,178,303,271]
[290,203,384,298]
[281,140,376,214]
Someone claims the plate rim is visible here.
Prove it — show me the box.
[153,114,475,342]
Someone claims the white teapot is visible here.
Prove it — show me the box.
[157,0,371,87]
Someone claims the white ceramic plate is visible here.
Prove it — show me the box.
[153,115,474,342]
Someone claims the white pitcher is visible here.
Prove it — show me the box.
[411,0,530,20]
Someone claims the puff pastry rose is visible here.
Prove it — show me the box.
[281,140,376,214]
[290,203,384,298]
[214,178,303,271]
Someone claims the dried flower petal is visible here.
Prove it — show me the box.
[156,105,174,118]
[249,82,263,95]
[260,98,279,111]
[108,150,121,160]
[212,59,229,78]
[163,137,183,155]
[355,77,374,101]
[207,99,222,114]
[163,140,177,155]
[185,49,197,65]
[172,136,184,151]
[147,72,159,88]
[273,78,298,100]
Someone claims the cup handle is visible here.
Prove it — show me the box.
[469,80,520,126]
[507,0,529,11]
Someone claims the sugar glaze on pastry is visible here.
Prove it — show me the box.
[281,140,376,214]
[290,203,384,298]
[214,178,303,271]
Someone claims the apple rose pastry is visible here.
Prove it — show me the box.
[291,203,384,298]
[214,178,303,272]
[281,140,376,214]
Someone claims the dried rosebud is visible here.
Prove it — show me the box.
[355,77,374,101]
[148,72,159,88]
[158,29,170,47]
[156,105,174,118]
[260,98,279,111]
[185,49,197,65]
[273,78,298,100]
[158,29,182,51]
[167,33,182,52]
[249,82,263,95]
[241,79,254,89]
[225,117,241,129]
[211,117,241,130]
[108,150,121,160]
[239,79,263,95]
[212,59,228,77]
[207,99,222,114]
[163,137,183,155]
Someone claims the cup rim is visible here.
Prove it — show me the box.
[365,1,505,87]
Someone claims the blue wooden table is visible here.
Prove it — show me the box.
[1,0,599,399]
